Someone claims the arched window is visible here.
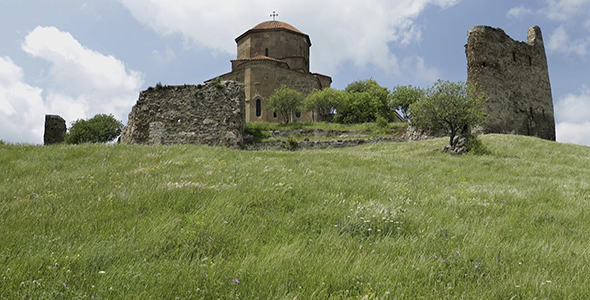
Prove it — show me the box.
[273,112,277,118]
[265,48,269,56]
[256,99,262,117]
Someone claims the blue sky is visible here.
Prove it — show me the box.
[1,0,589,145]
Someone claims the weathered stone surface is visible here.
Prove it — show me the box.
[466,25,555,141]
[245,136,405,151]
[405,124,446,142]
[44,114,66,145]
[269,129,372,138]
[120,81,246,148]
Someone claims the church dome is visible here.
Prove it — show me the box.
[251,21,304,35]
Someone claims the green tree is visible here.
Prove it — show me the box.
[266,86,304,123]
[303,88,343,121]
[333,79,392,124]
[389,85,423,120]
[65,114,124,144]
[409,80,487,148]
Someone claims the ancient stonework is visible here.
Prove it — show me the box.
[214,20,332,123]
[120,81,245,148]
[466,25,555,140]
[44,114,66,145]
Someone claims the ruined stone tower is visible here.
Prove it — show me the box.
[466,25,555,141]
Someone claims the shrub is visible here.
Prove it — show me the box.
[465,134,490,155]
[245,123,271,143]
[286,137,298,150]
[333,79,393,124]
[267,86,304,123]
[410,80,487,148]
[303,88,343,122]
[376,116,389,128]
[65,114,124,144]
[389,85,424,120]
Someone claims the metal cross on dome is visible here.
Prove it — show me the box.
[270,11,278,20]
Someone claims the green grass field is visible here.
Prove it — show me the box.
[1,134,590,299]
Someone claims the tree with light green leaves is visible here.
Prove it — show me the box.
[333,79,393,124]
[409,80,487,149]
[303,88,343,122]
[389,85,424,121]
[266,86,304,123]
[65,114,123,144]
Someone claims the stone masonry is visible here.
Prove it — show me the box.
[215,20,331,123]
[44,114,66,145]
[466,25,555,140]
[120,81,246,148]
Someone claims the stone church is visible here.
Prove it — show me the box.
[214,19,332,122]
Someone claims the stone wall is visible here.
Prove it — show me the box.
[245,136,405,151]
[466,25,555,140]
[44,114,66,145]
[120,81,245,148]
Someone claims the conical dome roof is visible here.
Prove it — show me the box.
[236,20,310,44]
[251,21,304,34]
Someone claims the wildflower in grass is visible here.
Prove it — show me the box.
[434,255,438,259]
[233,278,239,284]
[203,273,208,277]
[62,282,67,286]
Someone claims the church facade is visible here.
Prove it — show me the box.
[214,20,332,122]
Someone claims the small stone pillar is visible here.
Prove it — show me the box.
[44,114,66,145]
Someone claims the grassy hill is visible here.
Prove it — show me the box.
[1,135,590,299]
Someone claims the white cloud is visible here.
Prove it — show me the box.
[21,26,144,126]
[402,56,440,83]
[117,0,460,74]
[0,57,46,144]
[151,46,176,64]
[547,26,588,56]
[506,5,534,19]
[541,0,590,22]
[556,122,590,146]
[555,85,590,146]
[555,85,590,124]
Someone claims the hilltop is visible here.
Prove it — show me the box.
[1,135,590,299]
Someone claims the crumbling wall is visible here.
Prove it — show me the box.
[466,25,555,141]
[120,81,245,148]
[44,114,66,145]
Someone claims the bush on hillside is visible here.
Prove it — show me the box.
[245,122,271,143]
[389,85,424,120]
[65,114,124,144]
[303,88,343,122]
[267,86,304,123]
[333,79,393,124]
[410,80,487,149]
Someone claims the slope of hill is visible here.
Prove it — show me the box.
[1,135,590,299]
